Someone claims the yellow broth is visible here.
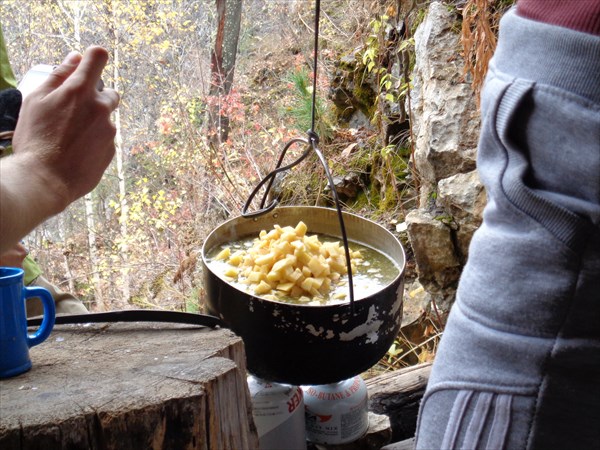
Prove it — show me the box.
[206,234,400,305]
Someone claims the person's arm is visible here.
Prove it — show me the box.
[0,242,27,267]
[0,46,119,254]
[0,153,66,253]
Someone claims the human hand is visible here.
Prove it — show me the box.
[0,243,28,268]
[12,46,120,212]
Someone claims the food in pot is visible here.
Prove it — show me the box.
[206,221,400,305]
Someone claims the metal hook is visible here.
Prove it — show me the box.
[241,138,312,218]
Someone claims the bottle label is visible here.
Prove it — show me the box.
[303,376,369,444]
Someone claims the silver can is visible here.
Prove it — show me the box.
[247,375,307,450]
[302,375,369,445]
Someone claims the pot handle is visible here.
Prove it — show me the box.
[27,309,225,328]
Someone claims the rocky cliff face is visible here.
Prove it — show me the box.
[406,1,485,312]
[274,1,486,316]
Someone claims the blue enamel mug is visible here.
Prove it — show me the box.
[0,267,55,378]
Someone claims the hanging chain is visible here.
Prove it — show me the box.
[309,0,321,137]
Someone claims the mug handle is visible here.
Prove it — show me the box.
[24,287,56,347]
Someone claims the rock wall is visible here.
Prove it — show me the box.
[406,1,485,312]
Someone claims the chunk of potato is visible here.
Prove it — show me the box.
[227,250,245,266]
[223,267,239,278]
[290,285,305,297]
[215,247,231,260]
[295,221,308,236]
[266,270,282,283]
[287,268,303,283]
[271,255,296,273]
[254,252,275,266]
[275,282,295,293]
[295,247,312,265]
[328,258,347,274]
[246,271,265,283]
[254,280,272,295]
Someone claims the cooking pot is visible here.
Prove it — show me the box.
[28,206,405,385]
[201,206,405,385]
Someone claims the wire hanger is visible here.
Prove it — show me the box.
[241,0,356,310]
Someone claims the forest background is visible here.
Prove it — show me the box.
[2,0,505,371]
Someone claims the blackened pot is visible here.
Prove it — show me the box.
[201,206,405,385]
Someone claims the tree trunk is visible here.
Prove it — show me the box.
[83,195,106,310]
[112,17,130,308]
[208,0,243,145]
[61,0,106,311]
[61,252,75,294]
[56,215,76,294]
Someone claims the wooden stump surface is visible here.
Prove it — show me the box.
[0,322,259,450]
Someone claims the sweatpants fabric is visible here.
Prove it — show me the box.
[415,8,600,450]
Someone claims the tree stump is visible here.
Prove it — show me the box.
[0,322,259,449]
